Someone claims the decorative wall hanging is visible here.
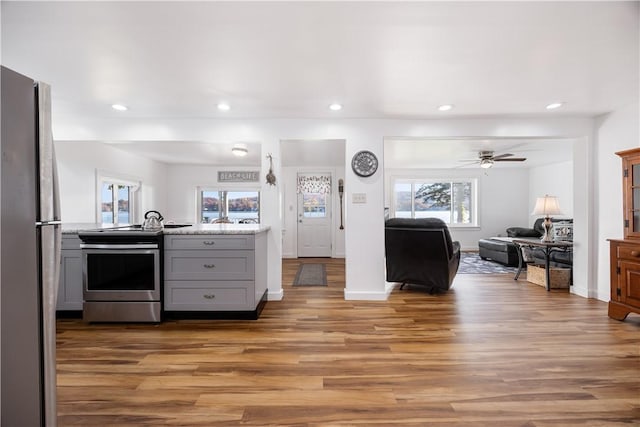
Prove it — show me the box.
[338,178,344,230]
[266,153,276,186]
[296,174,332,194]
[351,150,378,177]
[217,171,260,183]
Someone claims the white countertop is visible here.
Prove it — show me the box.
[62,223,270,235]
[163,224,270,235]
[61,223,113,233]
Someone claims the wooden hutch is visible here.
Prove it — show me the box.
[608,147,640,320]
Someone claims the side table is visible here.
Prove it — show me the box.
[513,238,573,291]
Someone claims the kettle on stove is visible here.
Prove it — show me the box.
[142,210,164,230]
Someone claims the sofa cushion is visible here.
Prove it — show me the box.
[506,227,541,238]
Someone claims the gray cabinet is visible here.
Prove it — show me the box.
[164,233,267,314]
[57,235,83,311]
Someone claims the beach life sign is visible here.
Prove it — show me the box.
[218,171,260,183]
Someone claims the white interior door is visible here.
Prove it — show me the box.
[297,177,332,257]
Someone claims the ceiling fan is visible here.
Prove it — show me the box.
[460,150,527,169]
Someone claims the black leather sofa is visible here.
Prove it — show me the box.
[385,218,461,293]
[508,218,573,268]
[478,218,573,268]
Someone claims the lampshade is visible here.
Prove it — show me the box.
[531,195,563,216]
[231,144,248,157]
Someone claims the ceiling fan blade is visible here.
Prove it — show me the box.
[494,157,527,162]
[492,153,514,160]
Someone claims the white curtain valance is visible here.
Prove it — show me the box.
[297,175,332,194]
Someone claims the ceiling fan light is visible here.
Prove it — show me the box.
[438,104,454,111]
[231,144,248,157]
[546,102,564,110]
[480,158,494,168]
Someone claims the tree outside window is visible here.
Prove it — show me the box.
[200,189,260,223]
[393,179,475,225]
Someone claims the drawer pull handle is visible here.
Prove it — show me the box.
[631,251,640,257]
[203,241,216,246]
[203,264,216,269]
[203,294,216,300]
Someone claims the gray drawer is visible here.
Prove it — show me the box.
[61,236,82,250]
[165,250,255,280]
[164,281,252,311]
[164,235,254,250]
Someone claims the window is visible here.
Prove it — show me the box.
[199,189,260,223]
[392,179,477,226]
[302,193,327,218]
[98,177,140,225]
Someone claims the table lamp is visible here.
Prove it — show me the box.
[532,195,563,242]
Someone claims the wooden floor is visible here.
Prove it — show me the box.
[56,258,640,426]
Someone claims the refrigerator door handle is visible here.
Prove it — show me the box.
[40,223,60,427]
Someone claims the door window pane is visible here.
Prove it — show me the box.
[302,193,327,218]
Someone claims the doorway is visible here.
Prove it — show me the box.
[296,172,332,257]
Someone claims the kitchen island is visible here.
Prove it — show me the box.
[163,224,270,320]
[58,223,270,320]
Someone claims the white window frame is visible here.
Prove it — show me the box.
[96,171,141,225]
[391,177,478,228]
[196,186,261,224]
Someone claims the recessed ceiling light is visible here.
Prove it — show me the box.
[546,102,564,110]
[111,104,128,111]
[438,104,454,111]
[217,103,231,111]
[329,103,342,111]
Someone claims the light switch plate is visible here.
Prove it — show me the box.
[352,193,367,204]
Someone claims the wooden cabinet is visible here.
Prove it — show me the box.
[57,234,83,311]
[163,233,267,318]
[609,148,640,321]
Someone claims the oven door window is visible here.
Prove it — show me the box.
[86,252,156,291]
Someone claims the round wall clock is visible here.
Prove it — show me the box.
[351,150,379,177]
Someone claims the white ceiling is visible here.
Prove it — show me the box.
[384,137,574,169]
[1,1,638,166]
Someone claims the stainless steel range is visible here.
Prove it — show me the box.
[78,225,168,322]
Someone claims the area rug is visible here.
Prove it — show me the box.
[293,263,327,286]
[458,252,518,274]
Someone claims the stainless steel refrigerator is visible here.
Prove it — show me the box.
[1,66,61,426]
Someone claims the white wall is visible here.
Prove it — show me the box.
[384,167,530,250]
[54,117,597,300]
[528,160,574,221]
[594,102,640,301]
[163,164,261,224]
[55,141,168,223]
[281,166,346,258]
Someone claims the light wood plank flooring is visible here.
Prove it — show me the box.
[56,258,640,426]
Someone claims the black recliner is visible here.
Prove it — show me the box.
[385,218,461,293]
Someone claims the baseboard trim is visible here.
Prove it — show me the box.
[268,288,284,301]
[344,288,391,301]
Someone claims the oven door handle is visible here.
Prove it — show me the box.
[80,243,159,250]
